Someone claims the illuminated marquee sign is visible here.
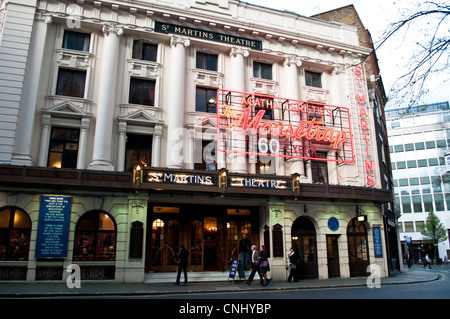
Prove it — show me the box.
[228,175,292,190]
[145,170,217,187]
[216,89,355,163]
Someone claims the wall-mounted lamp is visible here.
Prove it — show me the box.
[356,206,367,222]
[218,167,228,192]
[291,173,301,198]
[133,165,143,188]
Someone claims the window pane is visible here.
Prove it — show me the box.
[0,208,11,228]
[56,69,86,98]
[63,31,90,51]
[415,142,425,150]
[305,71,322,88]
[404,222,414,232]
[13,209,31,228]
[196,52,218,71]
[129,78,155,106]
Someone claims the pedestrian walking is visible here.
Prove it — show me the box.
[258,245,270,287]
[423,253,432,269]
[175,245,189,286]
[246,245,262,285]
[239,233,251,270]
[287,247,299,282]
[406,252,412,269]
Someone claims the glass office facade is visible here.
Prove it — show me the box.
[386,102,450,260]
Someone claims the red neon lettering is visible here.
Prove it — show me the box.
[366,175,375,187]
[361,119,369,131]
[359,106,368,117]
[356,94,366,105]
[365,160,374,172]
[354,65,362,76]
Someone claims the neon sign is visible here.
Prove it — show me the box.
[354,65,375,187]
[216,89,355,163]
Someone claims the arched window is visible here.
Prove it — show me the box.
[0,207,31,261]
[73,211,116,261]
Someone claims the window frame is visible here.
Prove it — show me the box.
[55,68,87,98]
[62,30,91,52]
[73,211,117,261]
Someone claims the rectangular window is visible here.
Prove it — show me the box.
[396,161,406,169]
[425,141,436,149]
[428,158,438,166]
[407,160,417,168]
[62,31,90,51]
[129,78,155,106]
[415,142,425,150]
[394,145,404,152]
[48,127,80,169]
[196,52,218,71]
[412,195,422,212]
[132,40,157,62]
[434,194,444,211]
[423,195,433,212]
[194,140,216,171]
[415,221,425,232]
[404,222,414,232]
[305,71,322,88]
[124,134,152,172]
[404,143,414,151]
[196,87,217,113]
[401,196,411,213]
[418,159,428,167]
[311,152,328,184]
[56,69,86,98]
[253,62,272,80]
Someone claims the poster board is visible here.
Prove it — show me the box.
[36,195,72,258]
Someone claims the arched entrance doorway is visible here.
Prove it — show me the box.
[291,216,318,279]
[347,218,370,277]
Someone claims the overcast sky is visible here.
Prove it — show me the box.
[244,0,449,108]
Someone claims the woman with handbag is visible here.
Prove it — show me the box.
[258,245,270,287]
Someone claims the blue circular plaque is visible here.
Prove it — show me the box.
[328,217,339,231]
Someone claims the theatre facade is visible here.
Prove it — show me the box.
[0,0,398,282]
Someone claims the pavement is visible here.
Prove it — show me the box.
[0,266,442,298]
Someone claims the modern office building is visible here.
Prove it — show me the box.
[0,0,397,282]
[386,102,450,262]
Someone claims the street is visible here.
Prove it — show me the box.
[138,267,450,300]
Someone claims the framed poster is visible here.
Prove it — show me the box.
[35,195,72,258]
[373,227,383,258]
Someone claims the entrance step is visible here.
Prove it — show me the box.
[145,271,239,283]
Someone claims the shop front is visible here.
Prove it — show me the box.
[145,204,259,273]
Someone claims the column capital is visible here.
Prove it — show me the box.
[230,47,249,58]
[283,55,302,67]
[102,24,124,36]
[170,36,190,47]
[154,124,163,136]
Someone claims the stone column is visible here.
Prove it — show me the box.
[88,25,123,171]
[327,150,338,184]
[229,47,248,174]
[76,117,90,169]
[116,121,127,172]
[151,125,162,167]
[37,114,51,167]
[284,56,305,178]
[165,36,190,169]
[12,16,52,166]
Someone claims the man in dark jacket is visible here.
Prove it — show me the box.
[176,245,189,286]
[239,233,251,270]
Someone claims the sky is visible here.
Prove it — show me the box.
[244,0,449,109]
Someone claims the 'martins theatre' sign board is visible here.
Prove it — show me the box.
[216,89,355,163]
